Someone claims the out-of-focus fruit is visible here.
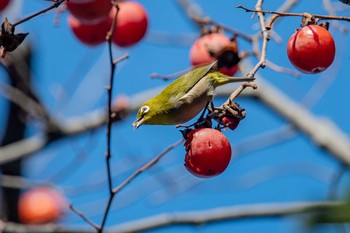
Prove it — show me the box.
[112,1,148,47]
[66,0,112,24]
[68,13,112,46]
[189,33,239,76]
[18,186,67,224]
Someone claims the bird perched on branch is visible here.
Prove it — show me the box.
[133,61,254,128]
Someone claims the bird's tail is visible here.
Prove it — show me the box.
[209,72,255,87]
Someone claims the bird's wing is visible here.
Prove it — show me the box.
[162,61,216,106]
[165,61,216,96]
[182,61,217,93]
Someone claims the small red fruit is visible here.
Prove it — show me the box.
[113,1,148,47]
[184,128,232,178]
[189,33,239,76]
[18,186,67,224]
[0,0,10,11]
[287,25,336,74]
[68,13,112,46]
[66,0,112,24]
[221,117,240,130]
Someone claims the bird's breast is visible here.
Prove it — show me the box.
[172,92,211,124]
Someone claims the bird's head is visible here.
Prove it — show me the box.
[132,99,176,128]
[133,105,151,129]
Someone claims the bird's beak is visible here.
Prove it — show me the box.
[132,117,144,129]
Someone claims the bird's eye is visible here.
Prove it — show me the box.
[141,105,150,114]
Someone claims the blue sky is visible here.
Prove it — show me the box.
[1,0,350,232]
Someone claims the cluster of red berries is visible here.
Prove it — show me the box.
[66,0,148,47]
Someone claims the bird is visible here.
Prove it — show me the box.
[133,61,254,128]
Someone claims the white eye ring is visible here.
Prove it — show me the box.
[141,105,150,114]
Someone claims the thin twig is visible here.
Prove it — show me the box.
[264,59,301,77]
[323,0,348,32]
[13,0,67,27]
[112,139,184,194]
[241,51,301,77]
[113,54,129,65]
[151,67,192,80]
[192,16,253,42]
[265,0,299,29]
[70,139,183,232]
[221,82,257,107]
[105,2,120,195]
[237,5,350,22]
[150,63,211,81]
[177,0,253,41]
[100,2,120,232]
[69,205,100,231]
[246,0,270,78]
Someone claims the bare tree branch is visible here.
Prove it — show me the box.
[109,201,342,233]
[177,0,253,41]
[0,135,48,165]
[0,83,47,121]
[0,201,343,233]
[247,0,269,78]
[0,221,93,233]
[112,139,184,194]
[0,174,48,189]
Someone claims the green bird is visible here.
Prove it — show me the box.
[133,61,254,128]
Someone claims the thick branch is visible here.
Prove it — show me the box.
[109,201,342,233]
[0,201,343,233]
[0,222,93,233]
[0,135,48,165]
